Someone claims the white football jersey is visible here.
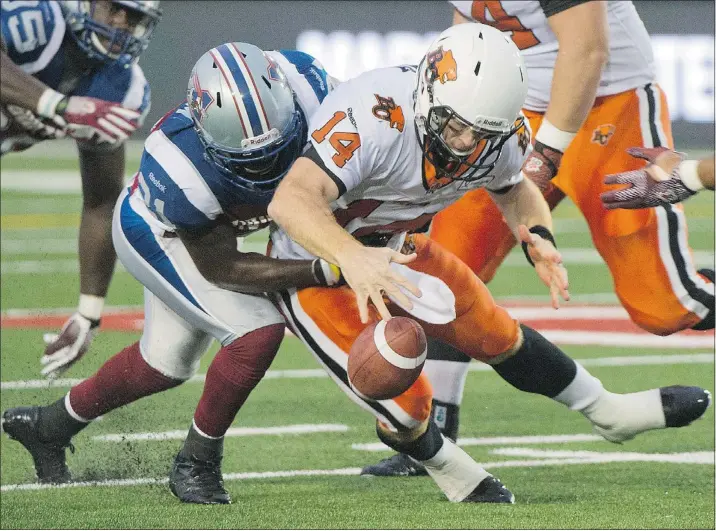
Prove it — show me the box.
[448,1,655,112]
[270,65,531,261]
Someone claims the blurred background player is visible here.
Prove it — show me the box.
[601,148,715,209]
[363,0,715,477]
[2,41,343,505]
[0,0,162,379]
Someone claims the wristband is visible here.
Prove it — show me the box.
[521,225,556,267]
[678,160,704,192]
[36,88,66,118]
[535,119,576,153]
[78,294,104,322]
[312,259,343,286]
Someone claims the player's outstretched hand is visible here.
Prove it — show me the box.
[337,247,422,323]
[53,96,141,145]
[518,224,570,309]
[41,313,100,379]
[601,147,694,209]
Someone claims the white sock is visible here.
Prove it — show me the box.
[553,363,666,441]
[423,359,469,405]
[552,362,605,411]
[419,436,489,502]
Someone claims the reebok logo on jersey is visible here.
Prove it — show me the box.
[371,94,405,132]
[427,46,458,84]
[148,172,166,193]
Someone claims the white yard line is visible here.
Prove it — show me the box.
[93,424,349,442]
[490,448,714,464]
[538,331,714,349]
[1,353,712,391]
[2,451,712,492]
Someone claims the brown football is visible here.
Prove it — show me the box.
[347,317,427,400]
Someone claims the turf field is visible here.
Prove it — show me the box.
[1,144,714,529]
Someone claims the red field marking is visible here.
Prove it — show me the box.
[1,312,144,332]
[1,306,713,338]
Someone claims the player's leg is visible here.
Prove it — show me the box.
[276,287,513,503]
[113,189,287,503]
[1,289,212,484]
[363,234,711,475]
[421,111,564,454]
[573,83,714,334]
[3,189,285,497]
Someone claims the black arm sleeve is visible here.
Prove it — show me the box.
[302,145,347,197]
[538,0,592,18]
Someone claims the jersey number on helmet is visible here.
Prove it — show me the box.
[311,111,361,168]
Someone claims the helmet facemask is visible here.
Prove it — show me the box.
[421,105,523,183]
[65,1,162,67]
[196,103,306,204]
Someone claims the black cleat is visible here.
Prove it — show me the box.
[462,476,515,504]
[360,453,428,477]
[1,406,72,484]
[661,386,711,427]
[169,453,231,504]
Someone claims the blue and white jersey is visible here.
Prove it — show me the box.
[127,49,332,237]
[1,0,150,150]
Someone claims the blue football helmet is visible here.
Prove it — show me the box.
[61,1,162,67]
[186,42,306,203]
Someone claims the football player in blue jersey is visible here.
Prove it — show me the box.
[0,1,161,378]
[3,42,344,505]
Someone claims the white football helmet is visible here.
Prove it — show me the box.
[414,23,528,183]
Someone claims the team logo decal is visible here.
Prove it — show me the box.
[426,46,458,84]
[592,124,615,146]
[371,94,405,132]
[266,55,281,82]
[189,72,214,123]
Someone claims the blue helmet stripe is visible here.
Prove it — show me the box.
[216,44,264,136]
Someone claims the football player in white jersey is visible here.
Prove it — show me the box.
[267,23,710,500]
[1,1,162,379]
[365,0,715,476]
[2,42,343,505]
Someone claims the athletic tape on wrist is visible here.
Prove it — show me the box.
[78,294,104,323]
[678,160,704,192]
[36,89,66,118]
[521,225,557,267]
[535,119,576,153]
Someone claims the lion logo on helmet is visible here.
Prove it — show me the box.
[427,46,458,84]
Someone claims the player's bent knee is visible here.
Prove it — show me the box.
[139,333,213,381]
[624,306,702,336]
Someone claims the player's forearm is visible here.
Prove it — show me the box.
[490,178,553,237]
[211,255,324,293]
[0,51,51,110]
[543,1,608,137]
[545,42,607,134]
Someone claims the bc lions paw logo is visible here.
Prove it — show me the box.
[427,47,458,84]
[592,124,616,146]
[372,94,405,133]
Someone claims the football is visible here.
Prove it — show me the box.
[347,317,427,400]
